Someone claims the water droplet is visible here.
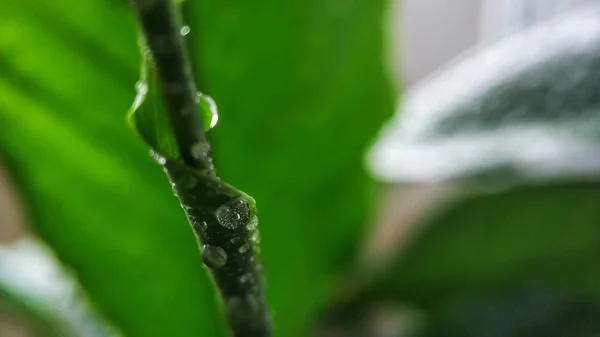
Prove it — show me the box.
[251,231,260,243]
[246,215,258,231]
[238,243,250,254]
[216,197,250,230]
[201,245,227,268]
[193,221,208,232]
[180,25,190,36]
[196,92,219,130]
[131,80,148,112]
[239,273,251,283]
[230,236,241,244]
[190,141,210,160]
[149,149,166,165]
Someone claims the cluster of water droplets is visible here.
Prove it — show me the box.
[149,149,166,165]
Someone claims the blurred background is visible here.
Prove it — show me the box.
[2,0,600,336]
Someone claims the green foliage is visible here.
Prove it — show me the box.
[369,182,600,305]
[354,181,600,336]
[0,0,393,336]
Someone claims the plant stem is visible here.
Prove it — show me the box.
[130,0,213,173]
[129,1,272,336]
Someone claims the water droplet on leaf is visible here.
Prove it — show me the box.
[230,236,241,244]
[216,197,250,230]
[202,245,227,268]
[180,25,190,36]
[196,92,219,130]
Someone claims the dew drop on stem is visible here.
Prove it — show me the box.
[149,149,166,165]
[196,92,219,130]
[216,197,250,230]
[202,245,227,268]
[238,243,250,254]
[180,25,190,36]
[190,141,210,160]
[246,215,258,231]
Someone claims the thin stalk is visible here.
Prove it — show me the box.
[130,0,212,172]
[129,1,272,336]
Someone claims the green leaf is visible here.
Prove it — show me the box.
[1,0,394,336]
[0,239,117,337]
[419,290,600,337]
[364,182,600,307]
[184,0,394,335]
[0,1,225,336]
[369,7,600,183]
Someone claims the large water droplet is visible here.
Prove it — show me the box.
[196,92,219,130]
[216,197,250,230]
[149,149,166,165]
[202,245,227,268]
[180,25,190,36]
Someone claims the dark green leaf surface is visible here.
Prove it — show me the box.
[1,0,393,336]
[367,182,600,307]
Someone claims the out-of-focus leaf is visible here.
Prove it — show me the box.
[184,1,394,336]
[0,1,225,336]
[0,239,119,337]
[369,5,600,184]
[420,290,600,337]
[363,182,600,307]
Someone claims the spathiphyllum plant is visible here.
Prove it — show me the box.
[3,1,600,337]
